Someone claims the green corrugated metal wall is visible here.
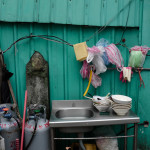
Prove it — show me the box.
[1,0,150,149]
[0,0,140,26]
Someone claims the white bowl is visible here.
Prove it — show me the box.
[112,103,132,108]
[93,103,110,112]
[112,106,131,110]
[92,96,111,106]
[111,95,132,104]
[112,108,130,116]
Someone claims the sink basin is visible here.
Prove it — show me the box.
[55,108,94,133]
[55,109,94,120]
[55,108,94,132]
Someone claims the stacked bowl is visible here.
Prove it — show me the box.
[111,95,132,116]
[92,96,111,112]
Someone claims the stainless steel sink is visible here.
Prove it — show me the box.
[50,100,95,133]
[55,109,94,120]
[50,100,140,133]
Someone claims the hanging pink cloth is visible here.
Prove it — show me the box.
[129,46,150,55]
[91,72,102,88]
[80,60,89,78]
[105,44,124,70]
[80,60,101,88]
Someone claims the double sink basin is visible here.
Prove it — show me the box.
[50,100,140,133]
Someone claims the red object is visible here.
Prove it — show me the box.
[16,139,20,150]
[20,90,28,150]
[2,108,9,111]
[138,69,145,88]
[122,38,126,43]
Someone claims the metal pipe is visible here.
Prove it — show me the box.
[111,67,150,71]
[51,128,55,150]
[133,123,138,150]
[107,67,150,71]
[124,124,127,150]
[78,133,86,150]
[54,135,134,140]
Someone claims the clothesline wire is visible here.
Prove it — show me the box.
[118,0,132,44]
[85,0,133,42]
[2,34,73,54]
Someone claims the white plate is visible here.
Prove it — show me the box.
[111,95,132,104]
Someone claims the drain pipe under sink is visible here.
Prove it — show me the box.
[78,133,86,150]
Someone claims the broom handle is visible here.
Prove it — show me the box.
[20,90,28,150]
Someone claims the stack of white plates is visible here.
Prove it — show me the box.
[111,95,132,116]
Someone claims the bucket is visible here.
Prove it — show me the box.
[73,42,88,61]
[71,143,96,150]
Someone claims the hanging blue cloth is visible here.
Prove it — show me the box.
[96,38,110,66]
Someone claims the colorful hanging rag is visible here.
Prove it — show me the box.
[105,44,124,70]
[128,46,150,68]
[80,60,102,88]
[86,46,100,63]
[120,67,133,83]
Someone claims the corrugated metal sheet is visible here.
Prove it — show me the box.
[0,22,142,149]
[1,0,150,149]
[0,0,141,27]
[0,22,139,112]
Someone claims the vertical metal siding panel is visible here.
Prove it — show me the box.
[34,0,39,22]
[100,0,107,26]
[86,0,101,26]
[51,0,67,24]
[67,25,82,99]
[32,24,49,59]
[106,0,118,26]
[21,0,34,22]
[79,26,84,99]
[48,24,65,100]
[67,0,73,24]
[84,0,89,25]
[0,0,17,21]
[134,0,140,27]
[47,24,53,108]
[62,25,67,100]
[15,24,31,115]
[38,0,51,23]
[127,0,135,26]
[71,0,84,25]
